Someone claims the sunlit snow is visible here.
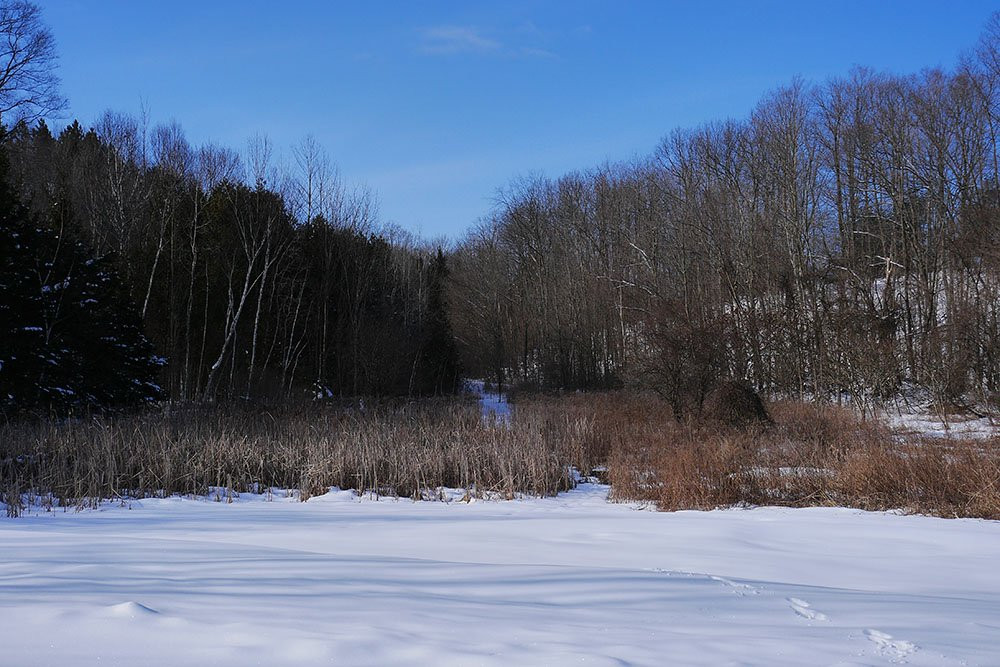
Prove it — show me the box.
[2,484,998,665]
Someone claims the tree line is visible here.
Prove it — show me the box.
[1,116,461,414]
[8,0,1000,417]
[0,1,462,416]
[449,16,1000,414]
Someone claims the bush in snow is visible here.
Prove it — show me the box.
[701,380,772,429]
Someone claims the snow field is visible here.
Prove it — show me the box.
[1,483,998,666]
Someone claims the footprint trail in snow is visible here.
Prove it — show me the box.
[865,629,917,661]
[709,574,760,596]
[786,597,828,621]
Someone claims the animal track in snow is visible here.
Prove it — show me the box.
[865,629,917,661]
[786,597,828,621]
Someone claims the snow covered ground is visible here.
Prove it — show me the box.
[879,389,999,439]
[885,409,998,439]
[2,485,999,666]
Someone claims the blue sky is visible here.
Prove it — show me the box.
[42,1,998,239]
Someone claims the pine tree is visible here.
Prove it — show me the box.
[419,248,461,394]
[0,191,45,411]
[0,132,164,416]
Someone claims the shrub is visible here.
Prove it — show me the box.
[525,391,1000,519]
[701,381,771,428]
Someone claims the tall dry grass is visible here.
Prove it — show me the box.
[0,399,578,515]
[5,391,999,519]
[599,396,1000,519]
[502,389,1000,519]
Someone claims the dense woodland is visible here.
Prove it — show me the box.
[0,0,461,416]
[449,16,1000,414]
[7,2,1000,419]
[1,118,461,414]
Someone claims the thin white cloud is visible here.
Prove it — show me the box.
[419,26,500,55]
[519,46,556,59]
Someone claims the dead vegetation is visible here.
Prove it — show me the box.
[701,381,772,428]
[0,399,577,515]
[611,397,1000,519]
[512,390,1000,519]
[3,392,998,520]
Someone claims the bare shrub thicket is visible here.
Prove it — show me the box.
[0,399,576,511]
[521,392,1000,519]
[701,381,771,428]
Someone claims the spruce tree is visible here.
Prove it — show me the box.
[419,248,462,394]
[0,187,44,410]
[0,132,163,416]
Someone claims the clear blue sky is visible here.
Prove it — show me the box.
[41,0,999,240]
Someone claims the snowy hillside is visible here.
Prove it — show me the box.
[2,484,998,666]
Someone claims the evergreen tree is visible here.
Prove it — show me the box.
[419,248,461,394]
[0,185,44,410]
[0,133,163,416]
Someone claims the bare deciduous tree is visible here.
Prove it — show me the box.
[0,1,66,123]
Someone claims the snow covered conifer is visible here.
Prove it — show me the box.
[0,131,163,416]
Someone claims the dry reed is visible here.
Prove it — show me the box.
[0,399,577,514]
